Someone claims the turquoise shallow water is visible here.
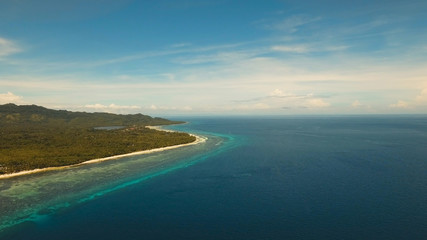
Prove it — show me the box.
[1,117,427,239]
[0,125,239,236]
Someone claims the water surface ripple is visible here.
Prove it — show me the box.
[0,126,238,233]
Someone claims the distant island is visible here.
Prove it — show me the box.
[0,103,197,176]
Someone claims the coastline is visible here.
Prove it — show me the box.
[0,125,207,180]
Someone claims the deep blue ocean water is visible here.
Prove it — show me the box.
[1,116,427,239]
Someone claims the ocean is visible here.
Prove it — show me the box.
[1,116,426,239]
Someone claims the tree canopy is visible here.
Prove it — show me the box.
[0,104,195,174]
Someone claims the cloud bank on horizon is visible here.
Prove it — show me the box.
[0,0,426,115]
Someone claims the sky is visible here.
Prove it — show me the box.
[0,0,426,116]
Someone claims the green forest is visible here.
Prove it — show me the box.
[0,104,196,174]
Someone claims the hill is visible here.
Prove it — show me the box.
[0,104,195,174]
[0,103,182,127]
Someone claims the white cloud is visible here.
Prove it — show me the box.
[0,92,24,104]
[238,103,271,110]
[0,37,21,58]
[350,100,374,112]
[170,42,192,48]
[84,103,141,113]
[268,15,322,32]
[416,89,427,103]
[174,50,258,65]
[305,98,330,108]
[352,100,362,107]
[147,105,192,111]
[389,100,409,109]
[253,103,270,109]
[271,45,309,53]
[85,42,246,68]
[219,103,271,111]
[384,89,427,110]
[324,45,349,51]
[239,89,329,111]
[271,44,349,54]
[270,89,285,97]
[1,38,426,115]
[160,73,176,81]
[268,89,314,100]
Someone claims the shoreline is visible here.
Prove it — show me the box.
[0,125,207,180]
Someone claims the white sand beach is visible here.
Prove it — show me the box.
[0,126,206,179]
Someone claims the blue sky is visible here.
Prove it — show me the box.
[1,0,426,115]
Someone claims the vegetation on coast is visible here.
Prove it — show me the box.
[0,104,196,174]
